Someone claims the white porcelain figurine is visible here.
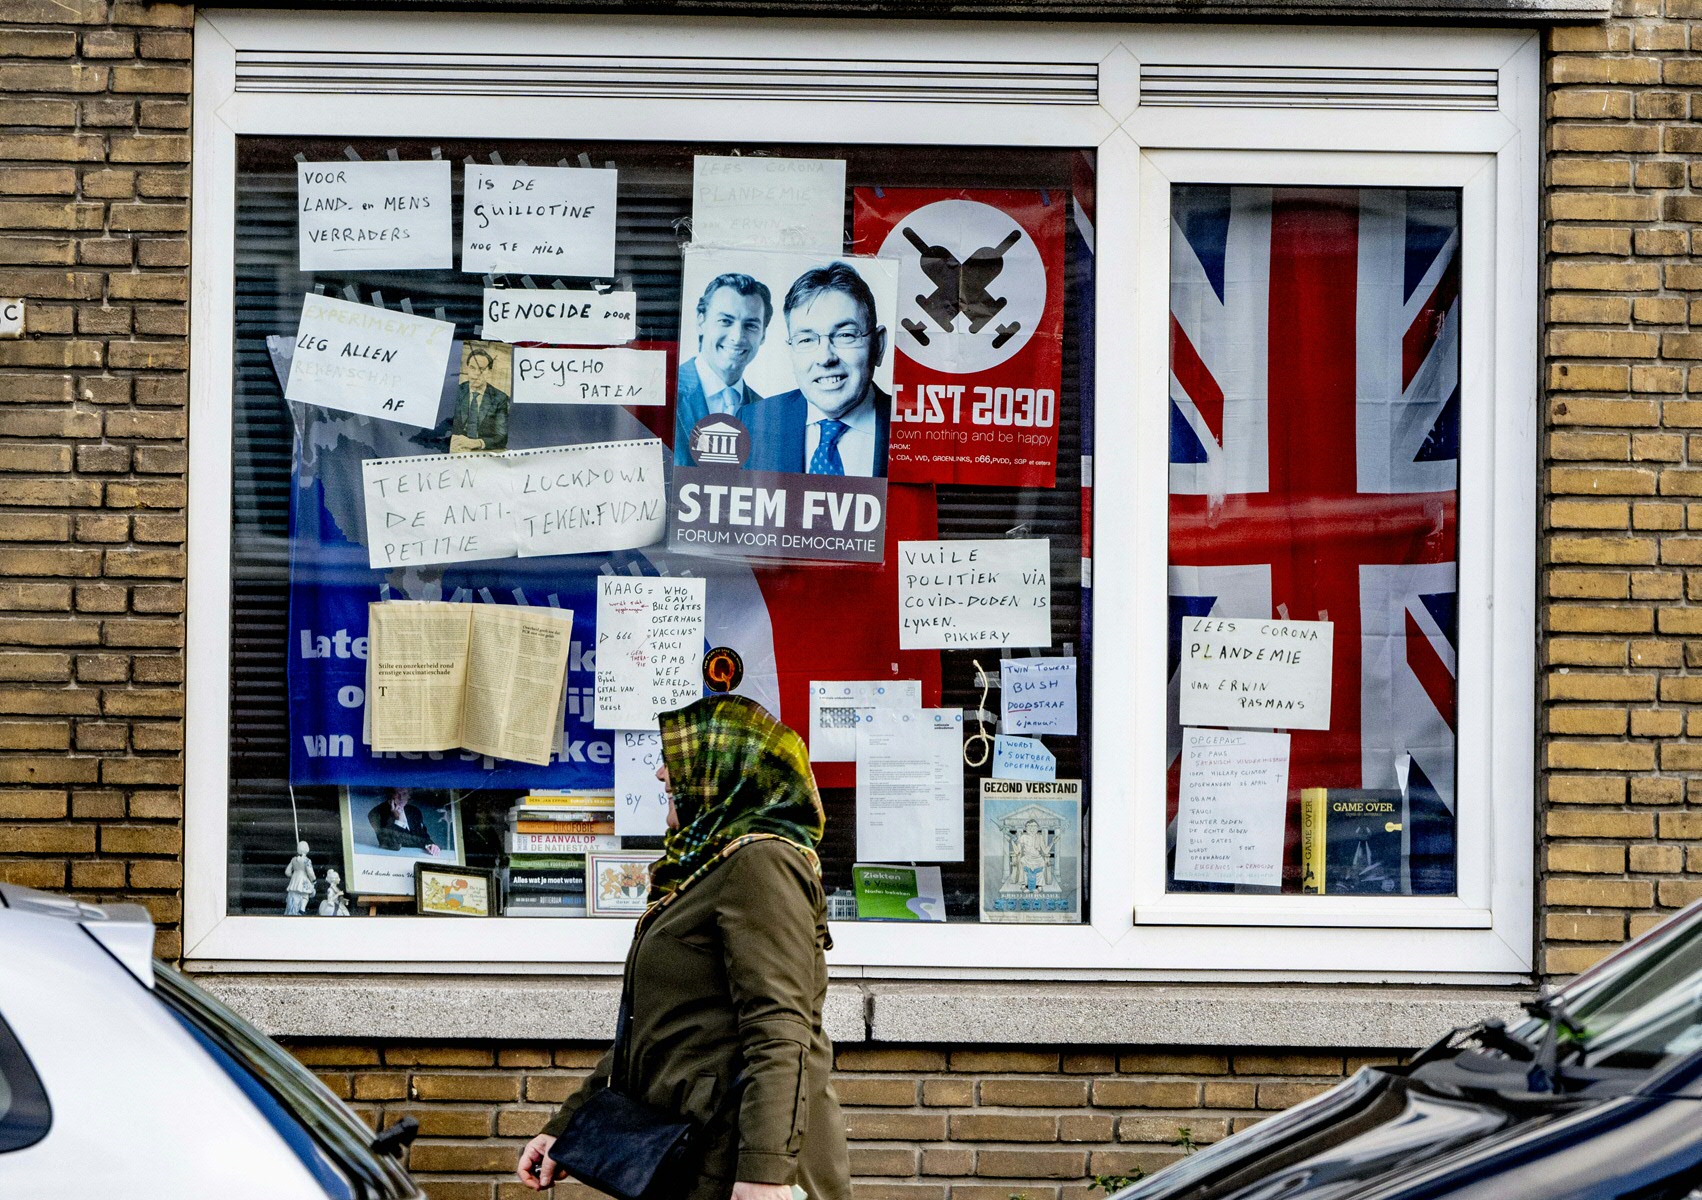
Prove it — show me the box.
[318,867,349,917]
[283,841,316,916]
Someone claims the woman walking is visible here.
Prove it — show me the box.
[517,694,850,1200]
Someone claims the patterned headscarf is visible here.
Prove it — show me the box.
[646,694,824,906]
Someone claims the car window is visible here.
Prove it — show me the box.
[0,1012,50,1153]
[1539,912,1702,1072]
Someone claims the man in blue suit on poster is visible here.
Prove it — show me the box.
[743,261,891,478]
[673,273,773,465]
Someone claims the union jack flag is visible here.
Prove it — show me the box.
[1167,185,1459,892]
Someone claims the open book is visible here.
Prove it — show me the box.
[365,600,574,767]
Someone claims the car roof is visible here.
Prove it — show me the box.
[0,883,157,987]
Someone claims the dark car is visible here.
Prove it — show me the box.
[1116,901,1702,1200]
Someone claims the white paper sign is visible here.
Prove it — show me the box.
[692,155,847,253]
[285,294,455,428]
[897,539,1052,650]
[1174,728,1291,888]
[614,730,669,836]
[513,348,668,406]
[1001,657,1077,736]
[482,288,637,345]
[808,680,922,763]
[992,735,1056,781]
[855,708,965,862]
[1178,616,1335,731]
[462,165,618,278]
[297,160,452,271]
[510,438,667,559]
[361,452,516,568]
[594,576,706,729]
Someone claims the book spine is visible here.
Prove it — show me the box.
[510,821,615,835]
[1299,788,1327,895]
[506,832,623,854]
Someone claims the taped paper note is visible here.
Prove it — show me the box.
[1001,657,1077,736]
[855,708,964,862]
[510,438,667,559]
[992,735,1055,781]
[692,155,847,253]
[1178,616,1334,731]
[1173,728,1291,888]
[808,680,922,764]
[483,288,636,345]
[614,730,669,837]
[463,165,618,278]
[297,160,452,272]
[513,347,668,406]
[897,539,1051,650]
[594,576,706,730]
[285,294,455,428]
[362,452,516,569]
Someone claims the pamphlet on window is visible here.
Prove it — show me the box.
[852,864,945,922]
[366,600,574,766]
[855,708,965,862]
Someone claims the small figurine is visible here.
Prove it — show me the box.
[284,840,316,916]
[318,867,349,917]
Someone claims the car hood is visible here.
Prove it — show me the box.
[1112,1062,1702,1200]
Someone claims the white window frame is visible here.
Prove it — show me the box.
[187,11,1537,977]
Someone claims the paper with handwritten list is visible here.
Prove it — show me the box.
[594,576,706,730]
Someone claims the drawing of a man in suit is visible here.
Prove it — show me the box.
[673,273,772,466]
[742,261,889,478]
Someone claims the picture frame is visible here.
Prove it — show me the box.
[339,787,465,897]
[586,851,663,917]
[415,862,496,917]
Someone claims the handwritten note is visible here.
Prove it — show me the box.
[285,294,454,428]
[361,452,516,569]
[1173,728,1291,888]
[1178,617,1335,731]
[298,160,452,271]
[808,680,922,763]
[1001,657,1077,736]
[594,576,706,730]
[510,438,666,559]
[856,708,965,862]
[614,730,669,836]
[462,165,618,278]
[897,539,1052,650]
[992,735,1056,781]
[513,347,667,406]
[692,155,847,252]
[482,288,636,345]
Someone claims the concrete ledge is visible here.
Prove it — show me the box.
[200,976,869,1044]
[866,983,1531,1049]
[198,975,1529,1050]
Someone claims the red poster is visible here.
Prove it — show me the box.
[852,188,1065,488]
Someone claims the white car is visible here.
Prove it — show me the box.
[0,884,426,1199]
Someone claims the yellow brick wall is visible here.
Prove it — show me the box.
[1543,6,1702,976]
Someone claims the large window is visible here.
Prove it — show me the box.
[188,13,1537,975]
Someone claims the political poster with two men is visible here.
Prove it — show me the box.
[669,248,900,564]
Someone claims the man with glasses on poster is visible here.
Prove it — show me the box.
[744,261,891,479]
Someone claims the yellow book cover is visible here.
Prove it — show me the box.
[1299,788,1328,894]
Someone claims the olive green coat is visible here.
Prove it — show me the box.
[543,839,850,1200]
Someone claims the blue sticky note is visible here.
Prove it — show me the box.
[1001,657,1078,736]
[992,735,1056,781]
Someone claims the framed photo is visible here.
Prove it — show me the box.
[979,780,1082,924]
[415,863,495,917]
[587,851,663,917]
[339,787,465,897]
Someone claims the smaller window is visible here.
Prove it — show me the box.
[0,1013,51,1154]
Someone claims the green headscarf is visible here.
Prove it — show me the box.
[647,694,825,906]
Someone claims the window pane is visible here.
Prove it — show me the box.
[1166,185,1460,897]
[226,137,1095,925]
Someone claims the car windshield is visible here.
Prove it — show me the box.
[152,963,419,1200]
[1525,903,1702,1072]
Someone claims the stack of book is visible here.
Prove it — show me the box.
[501,791,619,917]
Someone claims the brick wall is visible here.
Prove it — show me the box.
[291,1040,1374,1200]
[0,0,191,956]
[1543,4,1702,976]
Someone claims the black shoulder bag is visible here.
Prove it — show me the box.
[548,992,746,1200]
